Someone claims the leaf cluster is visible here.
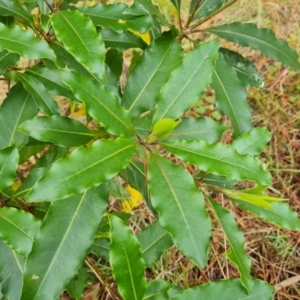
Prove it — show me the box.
[0,0,299,299]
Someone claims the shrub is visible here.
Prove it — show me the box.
[0,0,299,299]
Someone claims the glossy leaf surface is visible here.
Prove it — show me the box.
[0,23,56,61]
[143,280,171,300]
[211,55,252,137]
[22,185,109,300]
[62,71,135,137]
[100,28,147,50]
[18,73,60,116]
[18,116,95,147]
[51,10,105,81]
[161,140,272,185]
[220,48,264,88]
[235,201,300,231]
[0,0,33,27]
[209,200,253,292]
[80,3,153,33]
[109,214,146,300]
[149,154,211,269]
[26,67,77,102]
[232,127,272,156]
[0,83,37,149]
[153,40,219,123]
[158,117,227,143]
[137,221,173,267]
[0,239,24,300]
[0,207,41,256]
[0,49,19,74]
[0,145,18,192]
[173,279,274,299]
[191,0,228,20]
[13,168,47,199]
[207,22,300,71]
[27,138,136,202]
[123,33,183,117]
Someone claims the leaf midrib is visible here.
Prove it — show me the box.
[152,155,199,261]
[32,192,87,299]
[209,27,296,64]
[163,142,262,177]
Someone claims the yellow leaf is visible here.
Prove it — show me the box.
[129,30,151,45]
[69,103,86,118]
[12,180,22,191]
[121,185,144,212]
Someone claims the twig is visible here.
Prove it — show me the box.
[189,0,238,31]
[275,275,300,291]
[185,0,202,28]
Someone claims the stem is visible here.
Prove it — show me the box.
[189,0,238,30]
[44,0,53,12]
[185,0,202,28]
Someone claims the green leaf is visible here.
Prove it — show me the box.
[235,201,300,231]
[0,49,19,74]
[137,221,173,267]
[123,32,184,117]
[13,168,47,199]
[148,118,181,142]
[26,66,78,103]
[124,0,169,26]
[161,140,272,185]
[90,238,110,261]
[51,10,105,81]
[0,145,18,192]
[80,3,153,33]
[220,48,264,88]
[132,116,152,140]
[170,0,181,11]
[211,55,252,138]
[0,239,24,300]
[0,15,14,27]
[108,214,146,300]
[173,279,274,300]
[35,145,68,168]
[209,200,253,292]
[232,127,272,156]
[21,185,108,300]
[27,138,136,202]
[225,188,283,209]
[61,71,135,137]
[0,207,41,256]
[158,117,227,143]
[195,172,236,189]
[105,48,123,79]
[0,23,56,61]
[0,82,38,149]
[19,144,47,165]
[66,266,89,300]
[100,28,147,50]
[17,73,60,115]
[0,0,34,28]
[207,22,300,71]
[153,39,219,123]
[191,0,228,20]
[149,154,211,269]
[119,159,149,202]
[143,280,171,300]
[18,116,95,147]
